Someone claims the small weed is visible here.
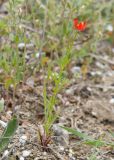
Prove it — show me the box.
[61,126,114,159]
[1,0,114,157]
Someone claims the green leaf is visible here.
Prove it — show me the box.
[0,116,18,153]
[85,139,106,147]
[60,126,89,140]
[61,126,107,147]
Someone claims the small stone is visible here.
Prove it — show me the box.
[35,52,40,58]
[87,87,92,92]
[3,150,9,157]
[69,149,74,154]
[34,158,39,160]
[18,43,35,51]
[65,88,74,95]
[25,54,30,60]
[106,24,113,32]
[0,120,7,128]
[91,71,102,76]
[69,157,76,160]
[71,66,80,74]
[22,150,31,157]
[65,101,70,106]
[109,98,114,104]
[59,146,64,152]
[35,51,45,58]
[91,111,97,117]
[95,71,102,76]
[19,135,27,144]
[14,105,21,111]
[18,43,25,51]
[26,77,34,88]
[52,123,69,146]
[106,71,113,76]
[96,62,105,69]
[69,153,73,158]
[20,156,24,160]
[43,152,47,156]
[90,72,96,76]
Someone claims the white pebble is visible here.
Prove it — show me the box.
[20,156,24,160]
[91,71,102,76]
[91,72,96,76]
[3,150,9,157]
[70,157,76,160]
[43,152,47,156]
[19,135,27,144]
[95,71,102,76]
[35,51,45,58]
[109,98,114,104]
[106,24,113,32]
[69,153,73,158]
[87,87,92,92]
[96,62,104,69]
[18,43,25,50]
[91,111,97,117]
[59,146,64,151]
[35,52,40,58]
[106,71,113,76]
[25,55,30,60]
[22,150,31,157]
[0,120,7,128]
[71,66,80,74]
[65,88,74,95]
[26,77,34,88]
[34,158,39,160]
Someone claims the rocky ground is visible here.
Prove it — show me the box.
[1,1,114,160]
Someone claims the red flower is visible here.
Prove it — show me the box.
[73,18,86,31]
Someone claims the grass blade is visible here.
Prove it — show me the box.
[60,126,89,140]
[0,115,18,152]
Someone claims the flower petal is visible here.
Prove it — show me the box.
[73,18,86,31]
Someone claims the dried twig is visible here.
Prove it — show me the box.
[91,54,114,65]
[89,84,114,90]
